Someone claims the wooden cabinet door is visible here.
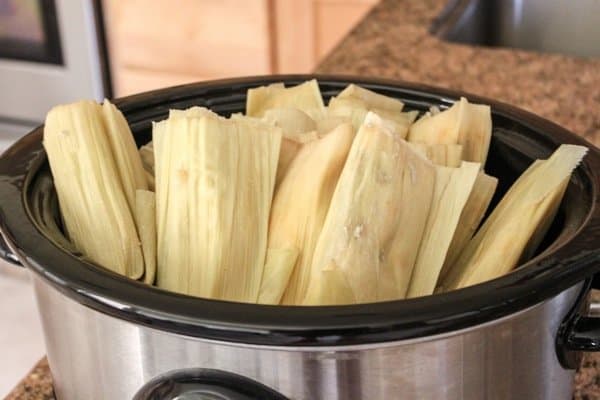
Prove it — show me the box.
[273,0,378,73]
[103,0,274,96]
[103,0,378,96]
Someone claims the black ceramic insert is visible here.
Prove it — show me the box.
[0,75,599,347]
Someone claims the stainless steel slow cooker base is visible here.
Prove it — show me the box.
[34,274,582,400]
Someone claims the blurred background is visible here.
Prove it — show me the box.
[0,0,378,150]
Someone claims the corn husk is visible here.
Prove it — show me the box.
[406,161,480,298]
[169,106,214,119]
[262,108,316,135]
[154,113,281,301]
[246,80,325,119]
[316,115,353,135]
[135,189,157,285]
[408,97,492,165]
[327,96,415,135]
[438,172,498,282]
[409,143,464,167]
[276,131,320,188]
[441,144,587,290]
[264,123,356,305]
[303,112,436,305]
[43,100,144,278]
[337,83,405,112]
[101,100,148,211]
[258,248,299,304]
[303,261,355,305]
[139,142,154,174]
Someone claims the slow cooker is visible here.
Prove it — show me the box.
[0,76,599,400]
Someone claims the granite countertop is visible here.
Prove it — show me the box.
[7,0,600,398]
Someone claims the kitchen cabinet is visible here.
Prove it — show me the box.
[102,0,378,96]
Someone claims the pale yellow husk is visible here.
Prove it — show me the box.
[154,113,281,302]
[316,115,353,135]
[43,100,144,279]
[408,97,492,165]
[246,80,325,119]
[275,131,320,189]
[262,108,316,135]
[441,144,587,290]
[303,112,436,305]
[265,123,356,305]
[258,248,299,304]
[101,100,148,211]
[438,172,498,282]
[135,189,157,285]
[327,96,415,135]
[337,83,405,112]
[406,161,480,298]
[409,143,464,167]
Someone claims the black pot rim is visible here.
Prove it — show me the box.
[1,74,599,347]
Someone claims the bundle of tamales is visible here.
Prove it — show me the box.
[43,80,588,305]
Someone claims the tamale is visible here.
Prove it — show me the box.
[438,172,498,282]
[316,115,353,135]
[266,123,355,305]
[275,131,320,189]
[43,101,144,278]
[258,248,299,304]
[337,83,405,112]
[154,113,281,301]
[246,79,325,119]
[408,97,492,165]
[327,96,415,135]
[262,108,316,135]
[409,143,464,167]
[442,145,587,290]
[303,113,436,305]
[135,190,157,285]
[169,106,215,118]
[406,162,480,298]
[101,100,148,211]
[303,262,356,306]
[139,142,154,174]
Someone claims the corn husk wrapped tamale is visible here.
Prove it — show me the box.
[328,96,417,134]
[230,111,316,191]
[408,97,492,165]
[316,115,353,135]
[336,84,405,112]
[102,101,148,210]
[154,112,281,301]
[438,172,498,283]
[255,106,320,187]
[43,100,144,278]
[258,248,299,304]
[135,189,157,285]
[303,112,436,305]
[139,142,154,174]
[275,131,319,188]
[246,80,325,120]
[441,144,587,290]
[406,161,480,298]
[262,108,316,134]
[409,143,464,167]
[261,123,355,305]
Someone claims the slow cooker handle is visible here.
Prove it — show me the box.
[132,368,290,400]
[557,278,600,368]
[0,231,22,267]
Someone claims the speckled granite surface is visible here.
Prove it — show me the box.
[318,0,600,147]
[7,0,600,399]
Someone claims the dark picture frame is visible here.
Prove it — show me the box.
[0,0,63,65]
